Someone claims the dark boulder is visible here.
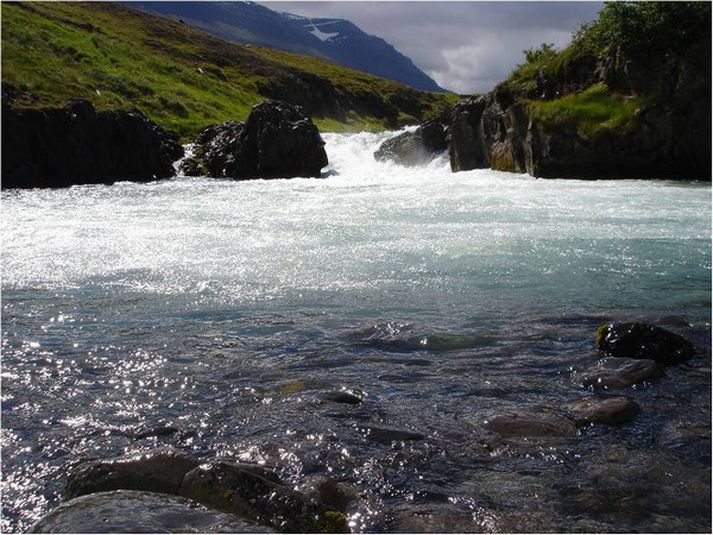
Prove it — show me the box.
[62,449,347,533]
[2,99,183,189]
[447,89,528,174]
[234,100,328,179]
[188,100,328,180]
[359,426,425,443]
[374,118,447,166]
[322,391,363,405]
[595,322,694,365]
[193,120,245,177]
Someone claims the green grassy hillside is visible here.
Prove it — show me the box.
[1,2,457,139]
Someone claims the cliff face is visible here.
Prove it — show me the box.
[448,3,711,180]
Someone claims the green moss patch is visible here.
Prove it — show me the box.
[527,84,645,138]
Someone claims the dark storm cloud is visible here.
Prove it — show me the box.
[262,2,603,93]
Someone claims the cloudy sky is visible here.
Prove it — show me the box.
[264,2,603,93]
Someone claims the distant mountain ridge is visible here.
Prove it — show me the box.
[129,1,446,92]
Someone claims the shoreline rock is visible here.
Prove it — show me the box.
[566,397,640,426]
[2,99,183,189]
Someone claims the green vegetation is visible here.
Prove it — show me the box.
[506,1,711,97]
[571,1,711,59]
[528,83,644,139]
[503,2,710,139]
[1,2,455,139]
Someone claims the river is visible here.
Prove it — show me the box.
[2,131,711,532]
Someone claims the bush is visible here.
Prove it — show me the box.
[573,1,712,58]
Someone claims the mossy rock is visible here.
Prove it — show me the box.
[595,322,694,365]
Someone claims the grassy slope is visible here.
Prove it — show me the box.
[1,2,457,139]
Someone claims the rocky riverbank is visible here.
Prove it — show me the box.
[1,96,183,189]
[2,98,328,189]
[375,2,711,180]
[28,321,705,532]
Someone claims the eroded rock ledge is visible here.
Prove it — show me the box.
[2,97,183,189]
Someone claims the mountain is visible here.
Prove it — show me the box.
[129,1,446,92]
[1,2,456,139]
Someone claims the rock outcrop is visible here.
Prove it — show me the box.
[185,100,328,180]
[374,118,448,166]
[2,99,183,189]
[446,4,711,180]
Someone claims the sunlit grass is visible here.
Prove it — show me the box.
[1,2,455,139]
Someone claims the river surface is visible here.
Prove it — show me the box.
[2,131,711,532]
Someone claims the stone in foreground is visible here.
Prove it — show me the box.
[595,322,694,365]
[31,490,273,533]
[178,461,349,532]
[65,448,200,499]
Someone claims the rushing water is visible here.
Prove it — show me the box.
[2,131,711,532]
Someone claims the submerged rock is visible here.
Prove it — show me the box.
[189,100,328,180]
[360,426,425,443]
[31,490,272,533]
[566,397,640,426]
[595,322,694,365]
[178,461,349,532]
[574,357,661,389]
[322,391,364,405]
[65,447,199,499]
[297,477,358,513]
[373,118,447,166]
[132,425,179,440]
[483,414,576,437]
[2,99,183,189]
[349,322,487,352]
